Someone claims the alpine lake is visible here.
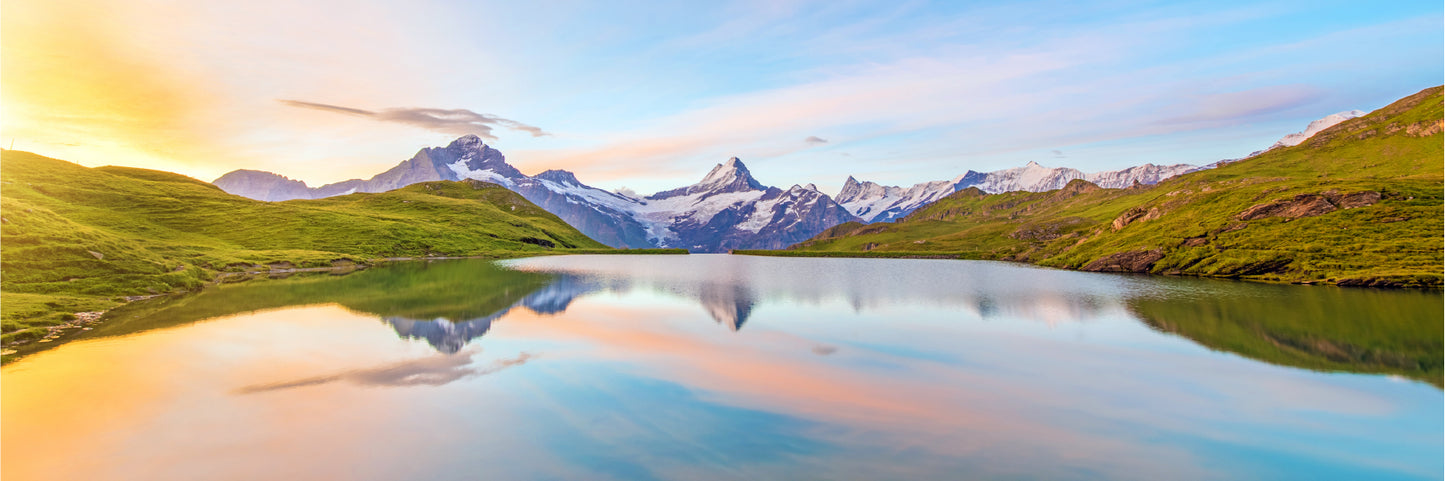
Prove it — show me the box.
[2,254,1440,481]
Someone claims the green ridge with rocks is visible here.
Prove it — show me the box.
[777,86,1444,287]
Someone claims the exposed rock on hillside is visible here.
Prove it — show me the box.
[1236,191,1381,221]
[1081,249,1165,273]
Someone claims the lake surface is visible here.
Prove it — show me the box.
[3,254,1440,480]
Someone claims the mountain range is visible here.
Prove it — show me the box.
[836,162,1201,223]
[834,109,1367,223]
[215,137,856,251]
[214,111,1367,251]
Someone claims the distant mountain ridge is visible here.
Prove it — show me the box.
[837,162,1200,223]
[214,110,1366,249]
[834,110,1367,223]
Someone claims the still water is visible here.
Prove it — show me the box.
[2,255,1440,480]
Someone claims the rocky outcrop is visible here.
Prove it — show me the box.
[1112,205,1162,230]
[1333,190,1382,209]
[1081,249,1165,273]
[1405,119,1443,137]
[1236,191,1380,221]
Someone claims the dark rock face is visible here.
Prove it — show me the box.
[734,188,859,251]
[953,170,988,188]
[1082,249,1165,273]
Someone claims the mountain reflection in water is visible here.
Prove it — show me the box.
[385,255,1127,353]
[20,254,1437,387]
[3,254,1439,481]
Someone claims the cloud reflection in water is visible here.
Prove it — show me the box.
[235,351,535,394]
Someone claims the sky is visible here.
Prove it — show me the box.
[2,0,1441,196]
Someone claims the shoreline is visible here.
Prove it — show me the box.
[728,249,1444,290]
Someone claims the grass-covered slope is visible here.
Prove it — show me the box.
[785,86,1444,287]
[0,150,608,343]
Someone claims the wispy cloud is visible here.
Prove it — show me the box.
[279,100,549,140]
[1158,85,1325,126]
[804,136,828,145]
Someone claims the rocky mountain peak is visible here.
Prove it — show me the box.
[837,176,862,202]
[836,175,897,204]
[649,156,765,199]
[535,169,582,186]
[430,135,522,180]
[447,134,486,150]
[702,157,758,185]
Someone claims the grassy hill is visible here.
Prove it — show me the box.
[779,86,1444,287]
[0,150,611,344]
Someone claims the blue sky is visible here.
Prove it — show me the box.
[3,0,1441,194]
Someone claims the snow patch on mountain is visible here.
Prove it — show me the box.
[1269,110,1367,150]
[448,162,516,188]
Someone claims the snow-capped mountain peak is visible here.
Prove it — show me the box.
[448,134,486,149]
[649,157,766,199]
[534,169,583,186]
[1269,110,1367,150]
